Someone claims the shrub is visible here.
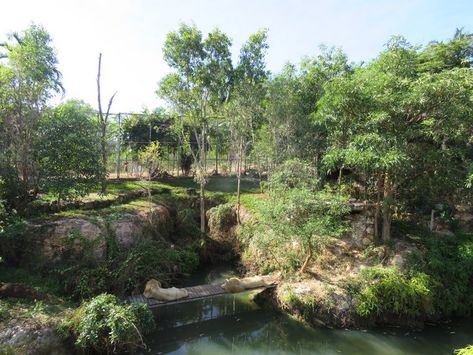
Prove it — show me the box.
[114,239,199,294]
[60,293,155,353]
[207,203,235,232]
[49,237,199,299]
[456,345,473,355]
[407,232,473,317]
[37,100,105,203]
[354,267,432,318]
[266,158,318,191]
[242,187,350,274]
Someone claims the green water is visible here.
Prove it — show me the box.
[146,266,473,354]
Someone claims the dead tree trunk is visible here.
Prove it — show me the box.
[97,53,116,193]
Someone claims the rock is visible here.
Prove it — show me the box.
[110,204,173,248]
[0,323,70,355]
[110,213,145,248]
[434,229,455,237]
[362,237,371,247]
[28,202,174,265]
[42,218,104,261]
[390,254,405,267]
[0,283,44,300]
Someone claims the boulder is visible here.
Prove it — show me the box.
[42,218,104,261]
[29,203,174,264]
[110,203,173,248]
[0,283,44,300]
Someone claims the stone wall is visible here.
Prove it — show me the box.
[348,202,376,248]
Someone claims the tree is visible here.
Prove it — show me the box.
[137,141,162,180]
[227,29,269,222]
[0,24,63,201]
[265,46,351,174]
[158,24,233,233]
[317,34,473,241]
[318,38,419,241]
[252,160,350,274]
[37,100,104,203]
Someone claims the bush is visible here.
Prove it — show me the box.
[241,187,350,274]
[266,158,318,191]
[115,239,199,293]
[407,232,473,317]
[207,203,235,232]
[456,345,473,355]
[353,267,432,318]
[60,293,155,353]
[50,238,199,299]
[37,100,105,203]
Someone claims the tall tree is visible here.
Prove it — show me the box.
[158,24,233,233]
[265,46,351,172]
[0,24,63,200]
[37,100,104,203]
[317,34,473,241]
[227,29,269,222]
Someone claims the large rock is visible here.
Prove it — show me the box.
[349,207,376,249]
[37,203,173,262]
[110,203,173,248]
[42,218,104,261]
[205,204,240,262]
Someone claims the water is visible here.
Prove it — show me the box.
[146,266,473,355]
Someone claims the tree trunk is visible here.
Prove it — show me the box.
[338,166,343,185]
[199,126,207,234]
[100,127,107,193]
[236,151,242,224]
[300,246,313,274]
[374,177,381,242]
[200,181,206,234]
[381,173,393,242]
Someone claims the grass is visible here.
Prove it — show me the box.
[33,176,262,221]
[38,176,260,203]
[0,265,75,329]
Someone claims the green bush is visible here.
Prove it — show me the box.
[241,186,350,274]
[407,232,473,317]
[266,159,318,190]
[49,237,199,299]
[456,345,473,355]
[354,267,433,318]
[115,239,198,293]
[60,293,155,353]
[207,203,235,231]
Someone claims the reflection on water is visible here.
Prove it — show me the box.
[153,291,260,329]
[146,266,473,354]
[148,306,473,355]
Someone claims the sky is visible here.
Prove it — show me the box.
[0,0,471,112]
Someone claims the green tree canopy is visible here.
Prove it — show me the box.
[37,100,104,202]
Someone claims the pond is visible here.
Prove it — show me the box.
[145,266,472,355]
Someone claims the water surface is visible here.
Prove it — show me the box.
[146,266,472,354]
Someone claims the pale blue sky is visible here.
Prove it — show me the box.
[0,0,471,112]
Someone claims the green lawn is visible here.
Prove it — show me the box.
[33,176,262,220]
[39,175,261,205]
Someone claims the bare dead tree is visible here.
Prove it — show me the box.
[97,53,117,193]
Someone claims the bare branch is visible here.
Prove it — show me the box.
[104,91,117,124]
[97,53,104,123]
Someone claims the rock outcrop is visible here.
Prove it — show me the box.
[28,202,174,264]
